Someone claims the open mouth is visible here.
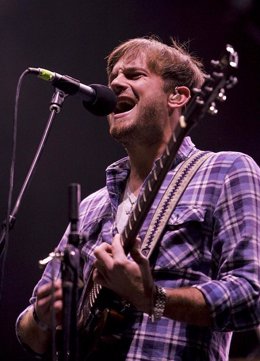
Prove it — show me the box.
[114,97,136,114]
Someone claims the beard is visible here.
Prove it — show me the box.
[108,97,167,148]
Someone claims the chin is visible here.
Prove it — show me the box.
[109,122,136,145]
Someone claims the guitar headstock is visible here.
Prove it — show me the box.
[182,44,238,127]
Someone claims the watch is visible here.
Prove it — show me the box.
[151,285,167,322]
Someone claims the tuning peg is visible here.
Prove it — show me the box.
[226,76,238,89]
[208,102,218,115]
[204,85,214,93]
[211,59,220,68]
[192,87,202,95]
[226,44,239,69]
[217,88,227,102]
[195,96,205,105]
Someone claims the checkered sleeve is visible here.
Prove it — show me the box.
[28,226,70,304]
[194,154,260,331]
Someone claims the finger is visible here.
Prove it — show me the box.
[37,279,62,299]
[94,259,107,275]
[94,242,112,256]
[94,242,114,269]
[37,289,63,308]
[52,299,63,313]
[112,234,127,261]
[40,299,62,314]
[35,297,63,327]
[53,300,63,325]
[37,287,63,307]
[130,237,147,264]
[36,281,63,312]
[93,256,114,283]
[36,282,63,311]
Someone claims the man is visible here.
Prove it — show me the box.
[16,37,260,360]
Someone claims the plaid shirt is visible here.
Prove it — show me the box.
[17,137,260,360]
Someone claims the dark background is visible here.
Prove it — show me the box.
[0,1,259,359]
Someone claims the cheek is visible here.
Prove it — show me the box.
[143,87,167,104]
[141,93,167,114]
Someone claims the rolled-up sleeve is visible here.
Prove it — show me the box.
[194,154,260,331]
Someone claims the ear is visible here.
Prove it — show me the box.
[167,86,190,109]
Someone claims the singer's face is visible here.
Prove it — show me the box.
[107,53,172,147]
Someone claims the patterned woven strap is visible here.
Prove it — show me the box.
[141,151,212,258]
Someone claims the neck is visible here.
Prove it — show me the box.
[126,140,168,195]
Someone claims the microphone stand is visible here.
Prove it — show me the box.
[59,183,81,361]
[0,88,68,256]
[0,84,83,360]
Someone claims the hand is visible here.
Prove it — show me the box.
[34,279,63,329]
[93,234,155,314]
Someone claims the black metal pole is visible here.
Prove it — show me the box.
[60,183,81,361]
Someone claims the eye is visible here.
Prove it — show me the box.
[127,72,145,80]
[131,73,143,79]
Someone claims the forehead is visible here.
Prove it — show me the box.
[110,52,149,75]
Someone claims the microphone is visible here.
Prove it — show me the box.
[28,67,117,116]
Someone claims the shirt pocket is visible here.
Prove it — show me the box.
[153,205,213,280]
[168,205,206,227]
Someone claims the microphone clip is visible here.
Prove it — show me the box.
[50,88,69,113]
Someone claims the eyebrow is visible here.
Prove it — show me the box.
[109,66,148,82]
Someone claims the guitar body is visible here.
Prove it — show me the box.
[78,306,133,360]
[75,280,137,360]
[54,288,134,360]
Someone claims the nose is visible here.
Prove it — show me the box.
[110,73,128,95]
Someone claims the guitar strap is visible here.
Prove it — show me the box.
[141,150,212,259]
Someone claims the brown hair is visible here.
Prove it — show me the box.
[107,36,205,92]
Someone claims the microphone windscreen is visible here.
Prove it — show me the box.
[82,84,117,116]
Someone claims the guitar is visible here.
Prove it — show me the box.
[75,44,239,360]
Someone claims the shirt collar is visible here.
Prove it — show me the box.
[105,136,196,212]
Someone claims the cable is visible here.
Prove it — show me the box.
[0,69,30,301]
